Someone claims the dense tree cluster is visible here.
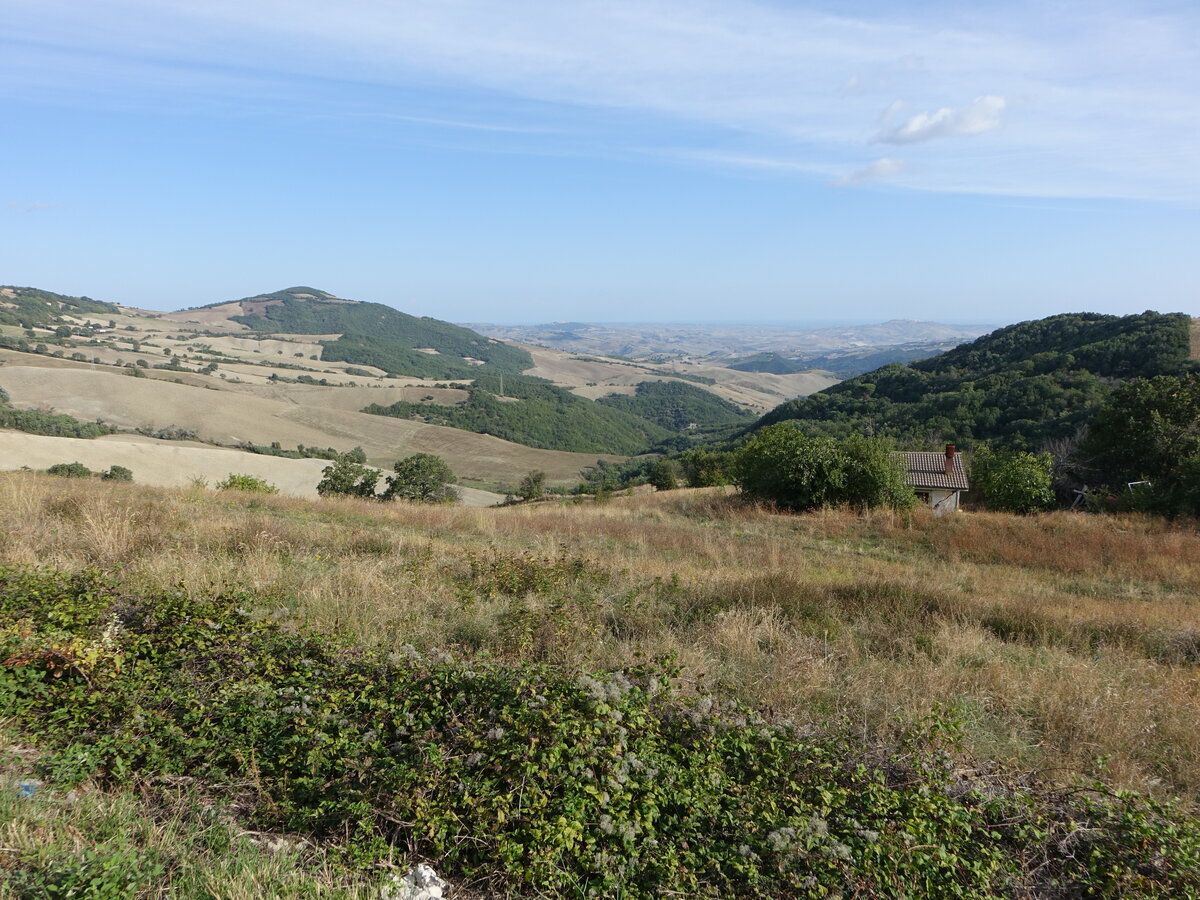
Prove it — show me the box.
[1084,372,1200,516]
[365,374,673,455]
[596,380,753,431]
[757,312,1192,450]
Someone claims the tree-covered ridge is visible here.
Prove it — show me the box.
[364,374,673,455]
[228,289,533,378]
[596,380,754,431]
[758,311,1192,450]
[0,286,120,328]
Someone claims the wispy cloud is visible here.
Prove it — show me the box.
[835,158,905,186]
[6,201,65,214]
[3,0,1199,202]
[878,96,1007,144]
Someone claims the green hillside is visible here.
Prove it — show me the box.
[0,286,120,328]
[596,380,754,431]
[757,311,1193,449]
[227,287,533,378]
[729,344,957,379]
[364,374,673,455]
[726,352,809,375]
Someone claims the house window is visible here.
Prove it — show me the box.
[915,491,931,504]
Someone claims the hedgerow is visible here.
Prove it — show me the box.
[1,567,1197,898]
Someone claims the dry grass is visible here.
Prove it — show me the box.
[4,472,1200,802]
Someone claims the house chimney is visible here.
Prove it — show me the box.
[944,444,956,477]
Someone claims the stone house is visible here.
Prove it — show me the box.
[899,444,969,513]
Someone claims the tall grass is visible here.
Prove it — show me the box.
[2,471,1199,801]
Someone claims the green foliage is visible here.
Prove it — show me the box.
[226,289,533,378]
[0,388,117,439]
[648,458,678,491]
[46,462,92,478]
[1084,372,1200,516]
[215,473,279,494]
[3,567,1200,899]
[759,312,1193,449]
[0,286,119,328]
[972,447,1056,514]
[678,448,736,487]
[101,465,133,483]
[517,469,546,501]
[595,380,754,432]
[316,453,381,499]
[365,374,673,455]
[383,453,457,503]
[735,425,915,512]
[727,352,810,375]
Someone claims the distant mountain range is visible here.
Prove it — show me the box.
[466,319,992,360]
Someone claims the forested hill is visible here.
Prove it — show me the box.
[223,287,533,379]
[0,286,120,327]
[756,311,1194,449]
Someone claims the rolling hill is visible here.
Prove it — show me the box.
[192,286,533,379]
[757,310,1194,449]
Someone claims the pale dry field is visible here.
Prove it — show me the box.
[0,363,615,485]
[521,344,838,412]
[0,433,505,506]
[3,471,1198,803]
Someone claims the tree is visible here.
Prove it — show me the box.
[383,453,457,503]
[1084,372,1200,516]
[678,448,734,487]
[733,424,913,512]
[317,452,381,499]
[971,446,1055,514]
[648,458,678,491]
[518,469,546,501]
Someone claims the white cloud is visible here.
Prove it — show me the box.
[878,96,1007,144]
[835,158,905,186]
[3,0,1200,201]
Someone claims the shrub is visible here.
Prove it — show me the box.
[734,425,914,511]
[972,446,1055,514]
[101,465,133,482]
[383,453,457,503]
[46,462,92,478]
[215,473,279,494]
[517,469,546,501]
[316,453,380,499]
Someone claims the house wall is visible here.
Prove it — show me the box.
[930,489,959,514]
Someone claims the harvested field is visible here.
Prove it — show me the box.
[0,366,614,485]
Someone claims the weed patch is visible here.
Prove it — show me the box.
[3,567,1200,898]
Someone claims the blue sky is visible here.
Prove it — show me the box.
[2,0,1198,324]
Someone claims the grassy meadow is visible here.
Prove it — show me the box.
[3,470,1199,800]
[3,470,1200,897]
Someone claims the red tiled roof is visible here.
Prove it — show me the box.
[898,452,970,491]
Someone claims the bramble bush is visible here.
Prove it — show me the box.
[2,567,1198,898]
[46,461,92,478]
[215,473,280,494]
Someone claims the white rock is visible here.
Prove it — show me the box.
[380,864,449,900]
